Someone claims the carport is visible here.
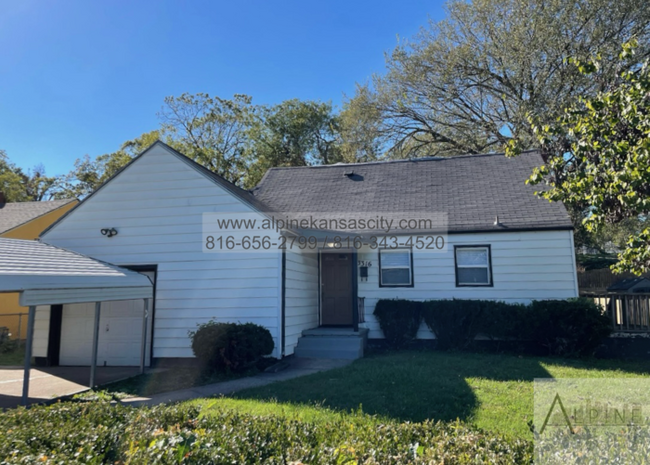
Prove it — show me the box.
[0,238,153,405]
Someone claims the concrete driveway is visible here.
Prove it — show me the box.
[0,366,140,409]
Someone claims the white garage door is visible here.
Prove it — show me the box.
[59,297,152,367]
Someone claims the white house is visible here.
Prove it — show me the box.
[31,141,578,365]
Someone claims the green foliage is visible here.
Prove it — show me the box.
[339,84,384,163]
[57,95,345,197]
[0,337,18,354]
[373,299,422,348]
[0,401,533,464]
[348,0,650,158]
[508,41,650,275]
[246,99,342,187]
[56,130,162,199]
[189,321,274,372]
[422,299,504,350]
[576,254,618,271]
[0,150,60,201]
[160,93,256,186]
[375,298,611,356]
[528,298,612,357]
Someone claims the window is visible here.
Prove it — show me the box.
[455,246,492,286]
[379,249,413,287]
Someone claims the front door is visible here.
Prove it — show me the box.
[321,252,353,325]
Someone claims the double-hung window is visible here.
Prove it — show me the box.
[455,245,492,286]
[379,249,413,287]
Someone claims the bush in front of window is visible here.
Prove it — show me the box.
[189,321,274,372]
[374,298,612,356]
[373,299,422,348]
[421,299,485,350]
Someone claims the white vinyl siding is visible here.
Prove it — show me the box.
[358,230,579,339]
[283,250,319,355]
[41,145,282,359]
[32,305,50,358]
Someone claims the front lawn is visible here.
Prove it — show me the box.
[193,351,650,439]
[103,359,278,396]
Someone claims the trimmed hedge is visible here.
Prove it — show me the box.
[373,299,422,348]
[374,298,612,356]
[528,299,612,356]
[422,299,484,350]
[189,321,274,372]
[0,401,533,464]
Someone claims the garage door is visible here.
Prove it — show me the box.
[59,279,153,366]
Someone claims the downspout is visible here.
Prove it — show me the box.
[352,250,359,332]
[281,249,286,357]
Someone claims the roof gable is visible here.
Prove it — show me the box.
[40,141,268,238]
[0,199,76,235]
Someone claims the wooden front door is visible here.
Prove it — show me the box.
[321,252,354,326]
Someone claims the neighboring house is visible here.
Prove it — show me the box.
[0,196,78,340]
[31,141,578,365]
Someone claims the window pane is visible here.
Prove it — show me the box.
[456,248,488,266]
[457,267,489,284]
[381,251,410,267]
[381,268,411,285]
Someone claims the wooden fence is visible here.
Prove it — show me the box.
[586,293,650,332]
[578,269,635,293]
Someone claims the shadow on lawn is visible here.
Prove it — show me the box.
[231,351,560,424]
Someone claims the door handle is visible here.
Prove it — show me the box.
[105,323,109,332]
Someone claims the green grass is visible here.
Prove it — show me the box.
[189,351,650,439]
[103,359,278,396]
[0,346,25,366]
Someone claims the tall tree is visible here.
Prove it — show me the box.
[339,85,383,163]
[245,99,341,187]
[0,150,59,201]
[57,130,162,199]
[508,42,650,274]
[59,95,343,196]
[349,0,650,158]
[159,93,255,186]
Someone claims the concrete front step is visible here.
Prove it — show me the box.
[302,327,369,337]
[295,327,368,360]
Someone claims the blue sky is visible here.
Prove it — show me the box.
[0,0,444,176]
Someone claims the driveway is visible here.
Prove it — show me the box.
[0,366,140,409]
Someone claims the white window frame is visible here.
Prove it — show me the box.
[454,245,492,287]
[379,248,413,287]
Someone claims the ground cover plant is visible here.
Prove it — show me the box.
[0,401,532,464]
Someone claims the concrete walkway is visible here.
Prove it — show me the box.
[0,366,140,409]
[122,357,352,407]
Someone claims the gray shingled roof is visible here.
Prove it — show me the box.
[0,199,76,234]
[251,151,572,234]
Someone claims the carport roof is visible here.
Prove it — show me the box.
[0,238,153,306]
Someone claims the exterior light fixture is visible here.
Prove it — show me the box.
[100,228,118,238]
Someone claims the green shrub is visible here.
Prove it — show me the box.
[0,401,533,464]
[479,301,532,342]
[0,338,18,354]
[421,299,484,350]
[374,298,612,356]
[189,321,274,372]
[528,298,612,357]
[373,299,422,348]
